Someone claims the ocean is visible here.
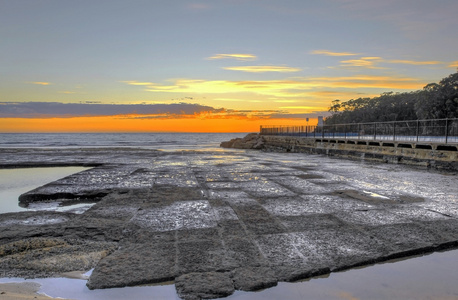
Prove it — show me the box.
[0,132,249,150]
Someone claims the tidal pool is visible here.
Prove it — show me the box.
[0,167,91,214]
[0,249,457,300]
[227,249,458,300]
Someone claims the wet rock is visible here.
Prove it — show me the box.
[0,211,73,228]
[232,267,277,291]
[176,239,226,274]
[274,265,331,282]
[175,272,235,300]
[87,242,176,289]
[220,133,264,149]
[1,147,457,299]
[0,237,116,278]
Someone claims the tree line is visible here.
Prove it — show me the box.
[324,72,458,125]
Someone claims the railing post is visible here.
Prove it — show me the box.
[258,118,456,143]
[393,122,396,141]
[445,118,449,144]
[374,123,377,140]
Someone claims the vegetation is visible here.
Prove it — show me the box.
[325,72,458,125]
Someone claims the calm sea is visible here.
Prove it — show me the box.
[0,133,248,151]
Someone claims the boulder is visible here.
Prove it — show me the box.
[220,133,264,150]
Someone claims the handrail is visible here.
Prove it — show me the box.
[260,118,458,144]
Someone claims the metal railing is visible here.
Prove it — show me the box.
[260,118,458,144]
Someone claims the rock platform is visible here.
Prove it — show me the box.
[0,147,457,299]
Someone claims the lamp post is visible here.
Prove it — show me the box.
[306,118,309,137]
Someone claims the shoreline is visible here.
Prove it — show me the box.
[0,147,457,299]
[0,282,71,300]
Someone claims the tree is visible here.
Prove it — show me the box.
[414,72,458,119]
[324,72,458,125]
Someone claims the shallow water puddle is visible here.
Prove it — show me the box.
[0,249,457,300]
[227,249,458,300]
[0,167,91,214]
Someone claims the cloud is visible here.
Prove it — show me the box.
[121,74,425,99]
[387,59,443,65]
[207,53,257,61]
[450,61,458,68]
[223,65,302,73]
[279,106,317,110]
[0,101,330,122]
[274,100,298,103]
[213,98,245,102]
[336,56,445,69]
[29,82,52,86]
[340,58,384,69]
[308,75,423,89]
[121,81,155,86]
[310,50,360,56]
[0,102,223,118]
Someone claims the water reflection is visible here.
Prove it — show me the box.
[227,249,458,300]
[0,249,457,300]
[0,167,90,214]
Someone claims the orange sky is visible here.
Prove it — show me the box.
[0,116,317,133]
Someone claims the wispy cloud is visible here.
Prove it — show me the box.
[279,106,316,109]
[340,58,384,69]
[29,82,52,86]
[122,74,425,99]
[450,61,458,68]
[387,59,443,65]
[213,98,244,102]
[223,65,301,73]
[207,53,257,61]
[274,100,298,103]
[336,56,446,69]
[311,50,359,56]
[58,91,76,94]
[120,81,155,86]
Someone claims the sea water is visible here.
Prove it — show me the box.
[0,132,248,151]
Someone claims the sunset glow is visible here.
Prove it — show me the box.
[0,116,316,133]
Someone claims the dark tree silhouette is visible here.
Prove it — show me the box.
[325,72,458,125]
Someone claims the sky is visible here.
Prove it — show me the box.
[1,0,457,132]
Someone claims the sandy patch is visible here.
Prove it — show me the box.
[0,282,72,300]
